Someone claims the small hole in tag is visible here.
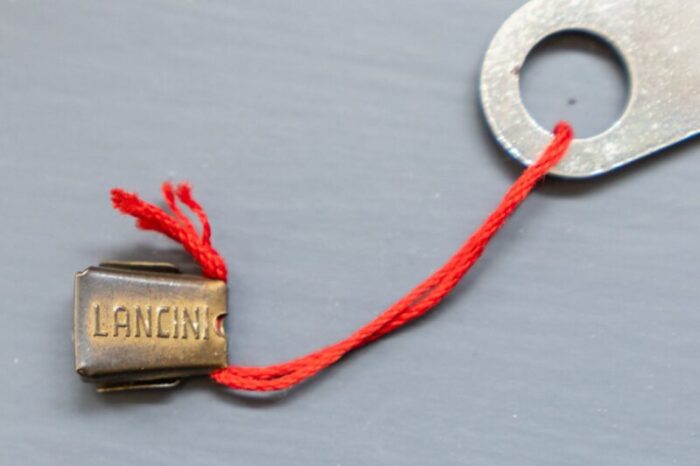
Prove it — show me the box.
[519,31,630,138]
[215,313,226,336]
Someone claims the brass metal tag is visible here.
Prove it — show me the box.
[74,261,228,392]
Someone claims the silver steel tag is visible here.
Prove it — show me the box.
[481,0,700,178]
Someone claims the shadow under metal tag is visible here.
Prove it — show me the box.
[74,261,228,392]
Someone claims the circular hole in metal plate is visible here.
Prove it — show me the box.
[519,31,630,139]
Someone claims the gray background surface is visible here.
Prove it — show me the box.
[1,1,699,465]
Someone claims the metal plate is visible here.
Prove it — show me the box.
[74,263,228,390]
[480,0,700,178]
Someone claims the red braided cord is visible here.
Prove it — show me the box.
[111,182,227,281]
[110,122,573,391]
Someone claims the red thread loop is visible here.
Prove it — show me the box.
[110,123,573,392]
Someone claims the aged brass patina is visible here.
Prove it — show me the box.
[74,261,228,392]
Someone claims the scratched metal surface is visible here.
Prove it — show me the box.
[1,1,699,465]
[481,0,700,178]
